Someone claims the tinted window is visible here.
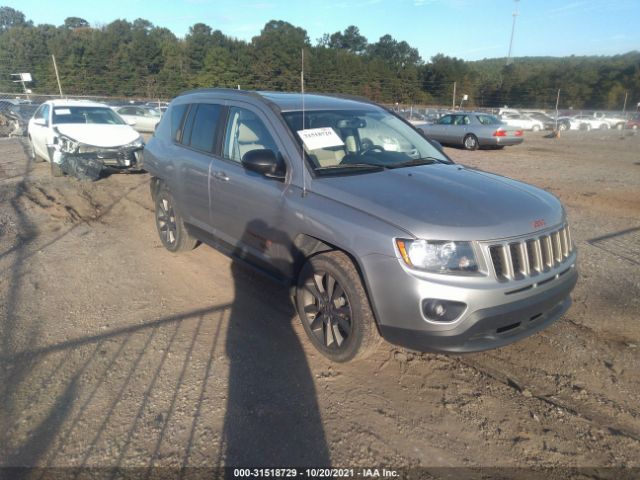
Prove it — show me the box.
[185,104,221,153]
[223,107,278,163]
[438,115,453,125]
[171,104,188,142]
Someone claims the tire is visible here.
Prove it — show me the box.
[558,123,568,131]
[50,161,64,177]
[154,187,198,252]
[296,251,380,362]
[463,134,479,151]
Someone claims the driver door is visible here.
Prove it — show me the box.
[29,104,51,160]
[209,103,294,278]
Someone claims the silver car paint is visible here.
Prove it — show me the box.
[144,90,576,352]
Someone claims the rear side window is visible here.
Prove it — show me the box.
[171,104,188,141]
[187,104,222,152]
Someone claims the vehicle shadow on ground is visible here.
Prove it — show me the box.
[0,197,329,472]
[222,220,330,467]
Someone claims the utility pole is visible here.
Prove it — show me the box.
[51,55,63,98]
[622,91,628,113]
[452,81,456,110]
[554,88,561,131]
[506,0,520,65]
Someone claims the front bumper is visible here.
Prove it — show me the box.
[362,252,577,353]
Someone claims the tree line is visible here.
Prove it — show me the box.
[1,6,638,110]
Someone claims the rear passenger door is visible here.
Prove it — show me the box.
[176,103,223,230]
[209,103,294,278]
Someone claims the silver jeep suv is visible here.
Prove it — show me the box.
[144,89,578,362]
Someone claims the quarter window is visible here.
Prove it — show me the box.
[171,104,189,142]
[223,107,278,163]
[181,103,222,152]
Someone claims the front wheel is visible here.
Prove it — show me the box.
[296,251,380,362]
[154,187,198,252]
[558,123,568,131]
[463,134,479,151]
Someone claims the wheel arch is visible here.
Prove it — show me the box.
[292,233,383,330]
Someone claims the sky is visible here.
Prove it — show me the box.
[4,0,640,61]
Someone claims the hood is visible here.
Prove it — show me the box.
[311,164,564,241]
[55,124,140,148]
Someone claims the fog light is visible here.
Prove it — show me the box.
[422,299,466,322]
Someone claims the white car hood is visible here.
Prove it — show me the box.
[55,124,140,148]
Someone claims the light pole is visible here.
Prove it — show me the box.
[506,0,520,65]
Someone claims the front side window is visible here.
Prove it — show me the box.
[438,115,453,125]
[282,108,449,175]
[52,106,125,125]
[223,107,278,163]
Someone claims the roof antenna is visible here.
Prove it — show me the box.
[301,48,307,197]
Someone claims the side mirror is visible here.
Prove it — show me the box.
[33,118,47,127]
[126,119,137,126]
[241,149,285,180]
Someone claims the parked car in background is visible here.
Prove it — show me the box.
[0,101,39,137]
[28,99,144,177]
[568,114,609,131]
[626,113,640,130]
[593,112,626,130]
[500,113,544,131]
[144,89,576,362]
[113,105,162,133]
[419,112,523,150]
[526,112,571,130]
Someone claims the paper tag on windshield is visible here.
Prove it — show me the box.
[54,108,71,115]
[297,128,344,150]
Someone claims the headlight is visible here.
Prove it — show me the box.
[395,239,478,274]
[128,136,144,148]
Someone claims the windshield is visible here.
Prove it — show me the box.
[282,109,450,174]
[52,106,126,125]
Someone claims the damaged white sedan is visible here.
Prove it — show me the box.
[28,99,144,179]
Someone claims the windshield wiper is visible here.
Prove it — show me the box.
[316,163,387,173]
[387,157,440,169]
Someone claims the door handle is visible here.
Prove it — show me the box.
[213,171,229,182]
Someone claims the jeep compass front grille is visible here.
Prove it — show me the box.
[488,225,573,281]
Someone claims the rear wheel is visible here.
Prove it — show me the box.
[463,134,479,151]
[154,187,198,252]
[296,251,380,362]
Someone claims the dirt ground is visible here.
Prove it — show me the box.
[0,129,639,477]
